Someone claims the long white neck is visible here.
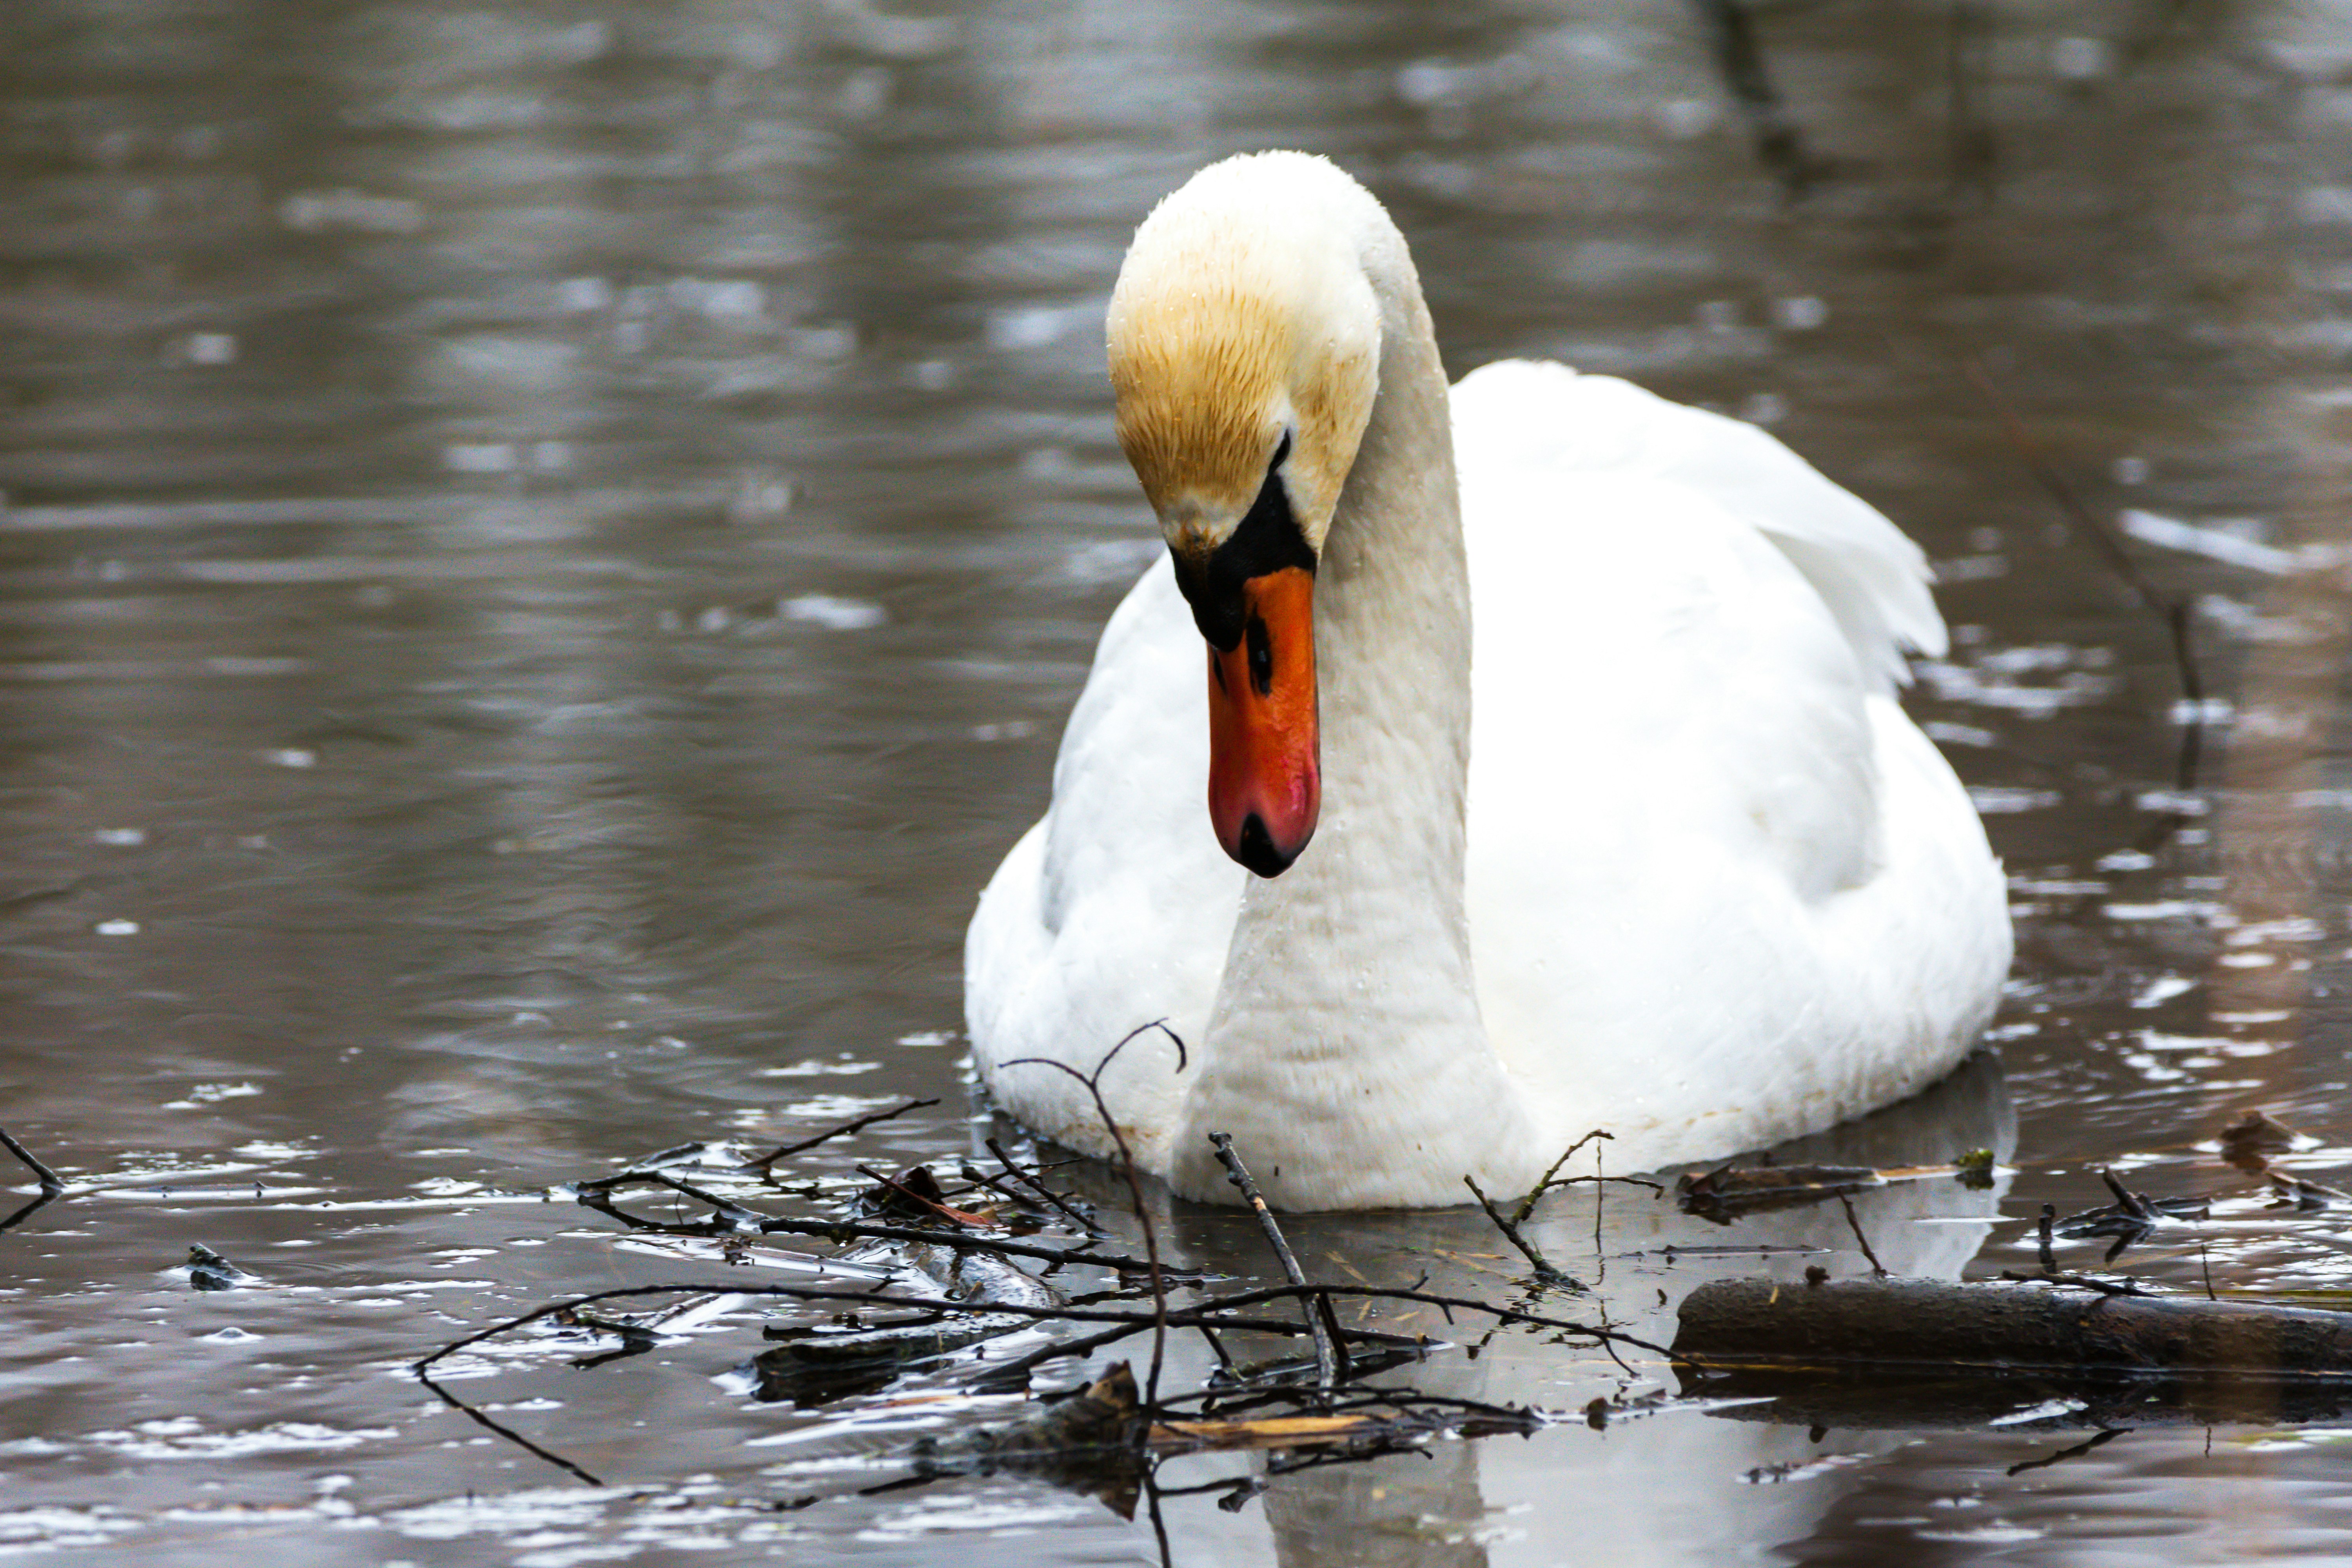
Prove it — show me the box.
[1168,236,1542,1209]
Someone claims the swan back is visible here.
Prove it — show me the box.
[1451,361,1945,691]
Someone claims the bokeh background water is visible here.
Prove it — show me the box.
[6,0,2352,1562]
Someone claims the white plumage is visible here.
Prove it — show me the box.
[965,154,2010,1210]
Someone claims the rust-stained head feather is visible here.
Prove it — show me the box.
[1105,153,1385,559]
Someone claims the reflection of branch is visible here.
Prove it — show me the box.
[1947,1,1999,198]
[2007,1425,2127,1477]
[1964,360,2206,794]
[0,1191,61,1236]
[1143,1465,1176,1568]
[419,1279,1676,1390]
[1690,0,1828,194]
[416,1272,1663,1481]
[415,1367,605,1486]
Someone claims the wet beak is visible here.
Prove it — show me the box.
[1206,566,1320,877]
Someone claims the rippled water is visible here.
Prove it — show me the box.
[6,0,2352,1562]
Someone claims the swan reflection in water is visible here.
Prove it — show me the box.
[982,1048,2014,1567]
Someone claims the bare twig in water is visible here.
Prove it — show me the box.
[1006,1020,1187,1405]
[1593,1144,1605,1276]
[0,1127,65,1194]
[986,1136,1107,1237]
[2101,1167,2157,1223]
[419,1280,1671,1387]
[1963,359,2205,793]
[1210,1132,1341,1395]
[416,1256,1680,1484]
[1837,1193,1889,1278]
[577,1177,1194,1279]
[0,1127,67,1235]
[739,1097,942,1174]
[1998,1263,2151,1298]
[855,1164,992,1227]
[1465,1173,1581,1291]
[1513,1130,1615,1225]
[2007,1270,2151,1298]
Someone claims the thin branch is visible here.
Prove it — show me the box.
[0,1127,65,1194]
[740,1097,942,1173]
[987,1136,1108,1237]
[1465,1174,1581,1290]
[975,1307,1424,1388]
[1210,1131,1340,1395]
[853,1164,989,1227]
[578,1178,1193,1278]
[647,1171,776,1230]
[1005,1020,1187,1406]
[1998,1268,2150,1298]
[1512,1130,1613,1225]
[1592,1144,1605,1280]
[1837,1193,1889,1278]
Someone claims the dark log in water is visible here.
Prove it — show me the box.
[1673,1277,2352,1433]
[1675,1277,2352,1378]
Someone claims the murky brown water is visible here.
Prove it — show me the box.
[6,0,2352,1561]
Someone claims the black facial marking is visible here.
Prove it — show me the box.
[1169,441,1315,651]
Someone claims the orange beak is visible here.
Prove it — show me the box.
[1206,566,1319,877]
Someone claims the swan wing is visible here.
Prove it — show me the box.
[1452,360,2009,1169]
[964,555,1243,1164]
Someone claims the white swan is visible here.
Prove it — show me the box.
[965,151,2011,1210]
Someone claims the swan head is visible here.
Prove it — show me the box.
[1105,152,1385,877]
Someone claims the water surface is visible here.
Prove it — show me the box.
[6,0,2352,1562]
